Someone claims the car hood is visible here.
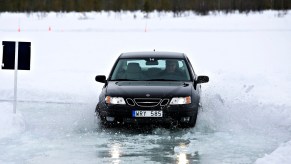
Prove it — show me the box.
[106,81,193,98]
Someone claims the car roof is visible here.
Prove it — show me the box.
[119,51,186,59]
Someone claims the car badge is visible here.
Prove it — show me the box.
[146,94,150,97]
[150,58,154,61]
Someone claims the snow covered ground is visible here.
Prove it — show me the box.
[0,11,291,163]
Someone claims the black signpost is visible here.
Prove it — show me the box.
[2,41,31,113]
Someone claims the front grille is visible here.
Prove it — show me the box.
[134,98,161,107]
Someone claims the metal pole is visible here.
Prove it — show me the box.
[13,42,18,114]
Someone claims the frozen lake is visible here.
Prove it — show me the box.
[1,101,290,164]
[1,11,291,163]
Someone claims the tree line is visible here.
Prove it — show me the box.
[0,0,290,14]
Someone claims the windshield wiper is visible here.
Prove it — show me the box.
[113,79,139,81]
[113,79,180,81]
[145,79,180,81]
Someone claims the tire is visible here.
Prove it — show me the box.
[95,104,109,127]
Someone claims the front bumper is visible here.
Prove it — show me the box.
[96,102,198,123]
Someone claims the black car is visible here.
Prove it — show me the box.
[95,51,209,127]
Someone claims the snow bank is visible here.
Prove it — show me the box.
[0,102,25,139]
[255,140,291,164]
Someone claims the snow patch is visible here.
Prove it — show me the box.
[255,140,291,164]
[0,103,25,139]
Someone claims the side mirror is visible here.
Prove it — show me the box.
[95,75,106,83]
[197,75,209,84]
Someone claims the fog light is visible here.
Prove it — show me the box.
[180,117,190,122]
[106,117,115,122]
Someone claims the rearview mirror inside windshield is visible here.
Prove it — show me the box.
[146,60,158,65]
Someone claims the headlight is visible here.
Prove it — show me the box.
[170,96,191,105]
[105,96,126,105]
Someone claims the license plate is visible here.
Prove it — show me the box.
[132,110,163,117]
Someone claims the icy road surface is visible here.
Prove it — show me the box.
[1,11,291,163]
[1,90,290,164]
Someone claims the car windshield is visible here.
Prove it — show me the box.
[110,58,191,81]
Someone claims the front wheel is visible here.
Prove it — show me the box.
[96,104,116,127]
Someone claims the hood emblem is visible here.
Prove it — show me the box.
[146,94,150,97]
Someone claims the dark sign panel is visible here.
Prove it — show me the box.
[18,42,31,70]
[2,41,16,69]
[2,41,31,70]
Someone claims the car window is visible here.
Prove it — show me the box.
[110,58,191,81]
